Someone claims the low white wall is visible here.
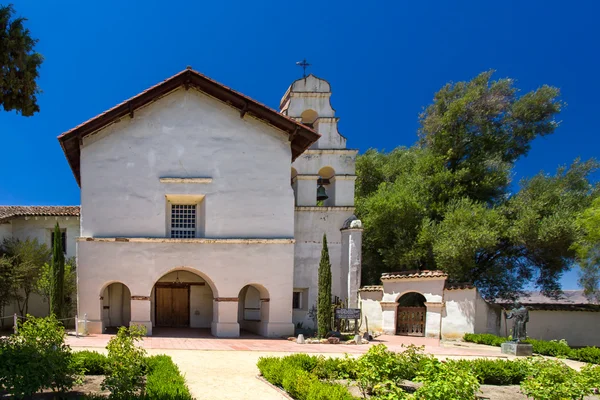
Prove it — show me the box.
[441,289,477,340]
[500,310,600,347]
[360,291,383,334]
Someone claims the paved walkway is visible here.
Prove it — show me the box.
[70,330,589,399]
[67,328,496,357]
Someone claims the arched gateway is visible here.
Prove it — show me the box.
[396,292,427,336]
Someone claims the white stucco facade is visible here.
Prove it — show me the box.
[20,70,363,338]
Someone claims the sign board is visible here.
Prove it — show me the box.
[335,308,361,320]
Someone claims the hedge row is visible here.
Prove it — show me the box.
[257,354,355,400]
[463,333,600,364]
[71,351,192,399]
[258,348,600,400]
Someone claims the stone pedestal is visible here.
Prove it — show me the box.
[501,342,533,356]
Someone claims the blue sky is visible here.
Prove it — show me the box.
[1,0,598,289]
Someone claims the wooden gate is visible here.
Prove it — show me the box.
[155,286,190,327]
[396,306,426,336]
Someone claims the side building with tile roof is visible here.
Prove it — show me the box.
[0,206,80,318]
[360,270,600,347]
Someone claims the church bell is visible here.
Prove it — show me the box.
[316,185,328,201]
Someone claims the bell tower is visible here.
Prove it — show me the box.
[282,74,363,323]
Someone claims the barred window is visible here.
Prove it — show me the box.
[170,204,197,238]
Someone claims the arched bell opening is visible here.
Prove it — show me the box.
[317,166,335,206]
[100,282,131,332]
[396,292,427,337]
[300,109,319,129]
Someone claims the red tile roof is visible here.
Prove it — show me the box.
[445,282,476,290]
[358,285,383,292]
[58,68,321,186]
[381,270,448,280]
[494,290,600,311]
[0,206,80,223]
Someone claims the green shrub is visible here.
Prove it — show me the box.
[447,358,530,385]
[72,350,109,375]
[102,325,147,399]
[580,364,600,392]
[257,356,285,386]
[525,338,573,358]
[573,346,600,364]
[463,333,505,347]
[0,315,82,399]
[354,344,405,396]
[414,359,480,400]
[144,355,192,400]
[257,354,355,400]
[520,358,591,400]
[312,356,352,380]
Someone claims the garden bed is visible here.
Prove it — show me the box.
[257,344,600,400]
[0,316,193,399]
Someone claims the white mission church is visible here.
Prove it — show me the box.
[2,68,363,338]
[2,68,599,346]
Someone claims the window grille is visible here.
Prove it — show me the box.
[170,204,197,238]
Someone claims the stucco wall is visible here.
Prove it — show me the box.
[77,240,294,337]
[441,289,477,340]
[500,309,600,347]
[359,290,384,334]
[293,208,354,328]
[0,222,12,243]
[80,88,294,239]
[8,217,79,259]
[292,150,357,176]
[381,279,445,303]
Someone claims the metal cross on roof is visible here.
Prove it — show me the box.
[296,59,311,78]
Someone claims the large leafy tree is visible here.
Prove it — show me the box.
[1,237,51,315]
[0,4,43,116]
[0,255,16,327]
[36,256,77,317]
[574,197,600,301]
[357,71,598,299]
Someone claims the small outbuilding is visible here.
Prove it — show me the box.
[359,270,600,347]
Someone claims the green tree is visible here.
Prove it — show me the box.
[1,237,50,315]
[574,197,600,301]
[0,255,16,327]
[0,4,43,116]
[36,257,77,317]
[50,223,65,319]
[356,71,597,299]
[317,234,332,337]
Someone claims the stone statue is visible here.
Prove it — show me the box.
[504,302,529,342]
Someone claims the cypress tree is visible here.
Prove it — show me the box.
[317,233,332,338]
[50,222,65,319]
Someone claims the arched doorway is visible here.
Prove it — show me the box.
[151,270,214,329]
[238,284,269,336]
[396,292,427,337]
[101,282,131,331]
